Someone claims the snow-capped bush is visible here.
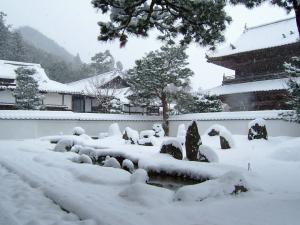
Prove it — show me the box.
[174,171,249,202]
[219,128,235,149]
[205,124,226,136]
[103,156,121,168]
[108,123,122,137]
[123,127,139,144]
[198,145,219,163]
[248,118,268,140]
[152,123,165,137]
[130,169,149,184]
[177,124,186,145]
[72,154,93,164]
[160,139,183,160]
[140,130,155,139]
[54,138,75,152]
[185,121,202,161]
[122,159,135,172]
[72,127,85,136]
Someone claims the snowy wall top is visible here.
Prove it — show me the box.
[0,110,289,121]
[205,77,300,96]
[0,60,81,94]
[208,17,298,58]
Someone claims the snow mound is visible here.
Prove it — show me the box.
[130,169,149,184]
[98,132,108,139]
[72,154,93,164]
[122,159,134,172]
[138,136,158,146]
[103,156,121,168]
[119,183,173,207]
[72,127,85,136]
[174,171,249,202]
[140,130,155,138]
[108,123,122,137]
[205,124,226,136]
[199,145,219,163]
[53,138,75,152]
[270,138,300,162]
[152,123,165,137]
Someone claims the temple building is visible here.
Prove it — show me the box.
[206,17,300,111]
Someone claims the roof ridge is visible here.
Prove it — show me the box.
[246,16,296,31]
[0,59,42,67]
[68,70,117,85]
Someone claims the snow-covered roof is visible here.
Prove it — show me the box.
[0,60,80,94]
[0,109,289,121]
[205,77,300,96]
[208,17,299,58]
[68,70,123,93]
[0,110,161,121]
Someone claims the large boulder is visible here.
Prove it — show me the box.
[72,127,85,136]
[185,121,202,161]
[152,123,165,137]
[123,127,139,144]
[160,139,183,160]
[198,145,219,162]
[54,138,75,152]
[219,128,234,149]
[138,130,156,146]
[248,118,268,140]
[205,124,226,136]
[122,159,135,173]
[108,123,122,137]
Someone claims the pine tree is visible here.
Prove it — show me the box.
[91,0,231,47]
[13,67,43,110]
[282,56,300,122]
[175,92,223,114]
[126,44,193,135]
[91,50,115,74]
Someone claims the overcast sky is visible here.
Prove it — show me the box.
[0,0,295,90]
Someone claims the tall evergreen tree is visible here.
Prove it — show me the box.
[126,44,193,135]
[13,67,43,110]
[91,0,231,47]
[90,50,115,74]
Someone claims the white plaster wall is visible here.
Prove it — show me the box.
[0,90,15,104]
[43,93,62,106]
[85,97,92,112]
[64,94,72,110]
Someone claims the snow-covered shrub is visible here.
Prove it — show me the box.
[198,145,219,163]
[174,171,248,202]
[177,124,186,145]
[122,159,135,173]
[152,123,165,137]
[54,138,75,152]
[108,123,122,137]
[72,154,93,164]
[140,130,155,139]
[160,139,183,160]
[72,127,85,136]
[248,118,268,140]
[219,128,235,149]
[103,156,121,168]
[185,121,202,161]
[123,127,139,144]
[130,169,149,184]
[205,124,226,136]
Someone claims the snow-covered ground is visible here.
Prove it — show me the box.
[0,134,299,225]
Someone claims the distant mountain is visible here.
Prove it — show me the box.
[17,26,75,63]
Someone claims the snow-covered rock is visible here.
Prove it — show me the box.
[219,128,235,149]
[123,127,139,144]
[140,130,155,139]
[103,156,121,168]
[174,171,249,202]
[152,123,165,137]
[160,139,183,160]
[53,138,75,152]
[130,169,149,184]
[122,159,135,173]
[98,132,108,139]
[185,121,202,161]
[138,136,158,146]
[198,145,219,163]
[72,127,85,136]
[248,118,268,140]
[205,124,226,136]
[72,154,93,164]
[108,123,122,137]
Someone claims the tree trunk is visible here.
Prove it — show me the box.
[161,93,169,136]
[294,0,300,37]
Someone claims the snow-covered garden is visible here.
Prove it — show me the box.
[0,121,299,225]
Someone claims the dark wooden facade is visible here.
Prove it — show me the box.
[207,42,300,111]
